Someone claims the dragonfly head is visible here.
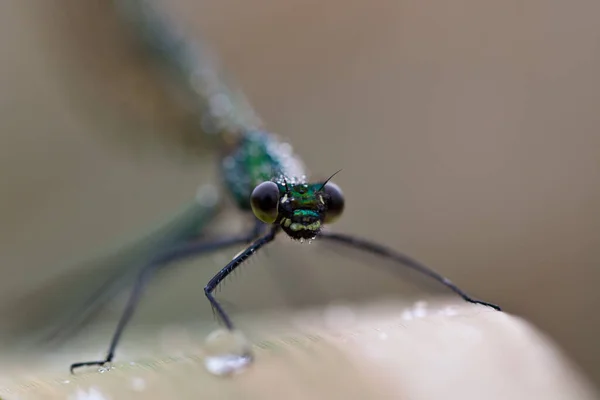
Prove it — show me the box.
[250,178,345,240]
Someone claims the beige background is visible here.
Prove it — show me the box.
[1,0,599,388]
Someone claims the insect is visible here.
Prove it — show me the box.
[68,0,501,373]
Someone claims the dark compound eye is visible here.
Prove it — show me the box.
[250,181,280,224]
[323,182,345,223]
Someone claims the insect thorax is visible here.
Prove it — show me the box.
[220,130,306,210]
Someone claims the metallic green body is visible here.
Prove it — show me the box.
[221,130,307,210]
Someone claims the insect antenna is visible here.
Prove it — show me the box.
[318,169,343,191]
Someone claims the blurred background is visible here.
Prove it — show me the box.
[0,0,599,389]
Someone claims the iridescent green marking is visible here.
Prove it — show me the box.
[222,131,306,210]
[293,210,320,220]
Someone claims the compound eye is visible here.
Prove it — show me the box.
[323,182,345,223]
[250,181,280,224]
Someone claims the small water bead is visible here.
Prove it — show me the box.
[97,363,112,373]
[412,300,428,318]
[412,307,427,319]
[204,329,253,377]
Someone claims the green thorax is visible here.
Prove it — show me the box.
[220,130,306,210]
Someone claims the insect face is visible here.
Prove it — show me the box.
[250,180,345,240]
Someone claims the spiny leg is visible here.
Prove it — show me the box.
[70,223,265,373]
[204,227,279,330]
[317,231,501,311]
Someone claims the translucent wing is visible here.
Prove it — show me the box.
[9,186,223,346]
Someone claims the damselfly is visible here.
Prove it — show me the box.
[68,0,501,373]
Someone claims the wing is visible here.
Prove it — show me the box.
[9,186,223,347]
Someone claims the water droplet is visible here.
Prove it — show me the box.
[412,301,428,318]
[97,363,112,374]
[204,329,253,377]
[413,307,427,318]
[205,353,253,377]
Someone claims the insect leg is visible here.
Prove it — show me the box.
[204,226,279,330]
[317,231,501,311]
[69,222,264,373]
